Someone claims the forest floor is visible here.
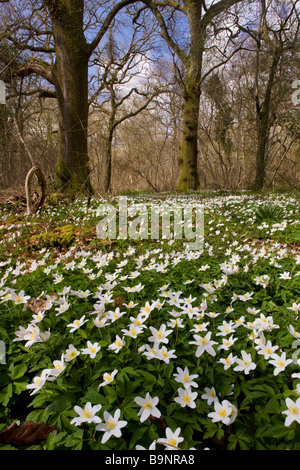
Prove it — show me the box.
[0,188,300,450]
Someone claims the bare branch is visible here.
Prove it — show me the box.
[86,0,141,57]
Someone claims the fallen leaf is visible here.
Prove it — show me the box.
[0,421,57,446]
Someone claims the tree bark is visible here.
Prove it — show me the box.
[47,0,93,195]
[104,121,114,193]
[177,84,201,190]
[177,0,203,190]
[252,49,280,190]
[145,0,243,191]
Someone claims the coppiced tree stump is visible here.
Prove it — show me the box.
[25,165,46,216]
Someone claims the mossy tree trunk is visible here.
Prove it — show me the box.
[46,0,92,195]
[104,119,115,193]
[177,81,201,191]
[252,49,281,191]
[177,0,203,191]
[146,0,243,191]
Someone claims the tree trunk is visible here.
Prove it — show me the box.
[252,50,280,190]
[177,0,203,191]
[177,83,201,190]
[253,111,269,190]
[104,123,114,193]
[47,0,93,195]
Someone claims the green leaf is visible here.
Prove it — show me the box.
[26,408,50,423]
[265,397,280,414]
[45,430,67,450]
[105,386,118,405]
[47,398,70,413]
[139,370,156,383]
[216,426,224,440]
[13,379,29,394]
[165,362,174,378]
[203,421,218,439]
[84,389,107,405]
[123,405,139,422]
[129,426,148,449]
[122,366,140,377]
[30,391,54,408]
[64,429,83,450]
[0,372,10,387]
[157,377,165,388]
[0,383,13,406]
[256,424,290,439]
[10,363,27,381]
[227,434,238,450]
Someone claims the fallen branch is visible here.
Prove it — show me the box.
[11,112,47,215]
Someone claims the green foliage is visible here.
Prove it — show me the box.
[254,203,284,222]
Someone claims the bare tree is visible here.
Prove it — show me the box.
[91,15,169,192]
[236,0,300,189]
[0,0,142,195]
[135,0,245,191]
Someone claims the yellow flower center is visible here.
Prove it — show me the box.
[199,337,208,345]
[168,437,177,446]
[145,402,152,410]
[217,408,227,418]
[289,404,299,415]
[82,409,91,419]
[183,374,190,382]
[182,394,190,403]
[105,419,115,430]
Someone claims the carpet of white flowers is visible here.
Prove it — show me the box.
[0,190,300,450]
